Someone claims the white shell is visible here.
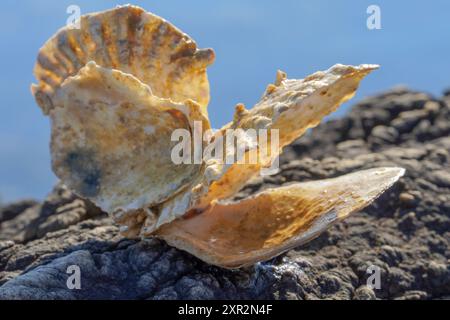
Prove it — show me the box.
[49,61,208,213]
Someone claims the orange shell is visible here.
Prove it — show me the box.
[32,5,214,117]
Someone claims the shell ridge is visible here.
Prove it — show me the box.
[32,5,213,114]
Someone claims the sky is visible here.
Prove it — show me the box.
[0,0,449,203]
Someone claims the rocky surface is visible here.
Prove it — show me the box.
[0,87,449,300]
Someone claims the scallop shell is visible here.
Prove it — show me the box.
[33,6,405,268]
[32,5,214,116]
[32,5,213,215]
[49,61,209,213]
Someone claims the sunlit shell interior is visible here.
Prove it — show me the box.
[157,168,405,268]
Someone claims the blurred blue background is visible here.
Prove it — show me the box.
[1,0,449,203]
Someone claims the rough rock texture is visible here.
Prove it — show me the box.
[0,87,449,300]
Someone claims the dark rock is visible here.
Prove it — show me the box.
[353,285,376,300]
[394,290,428,300]
[428,170,450,188]
[0,184,105,243]
[392,110,429,133]
[398,212,422,232]
[0,200,38,224]
[399,192,419,207]
[369,125,399,147]
[0,87,448,300]
[443,88,450,96]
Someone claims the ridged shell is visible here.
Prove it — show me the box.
[32,5,213,215]
[31,5,215,116]
[194,64,379,208]
[49,61,209,214]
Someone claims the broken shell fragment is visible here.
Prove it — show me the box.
[32,5,405,268]
[194,64,380,209]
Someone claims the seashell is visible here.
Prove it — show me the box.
[156,167,405,268]
[32,4,213,215]
[48,61,209,213]
[32,5,214,116]
[192,64,380,210]
[32,5,405,268]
